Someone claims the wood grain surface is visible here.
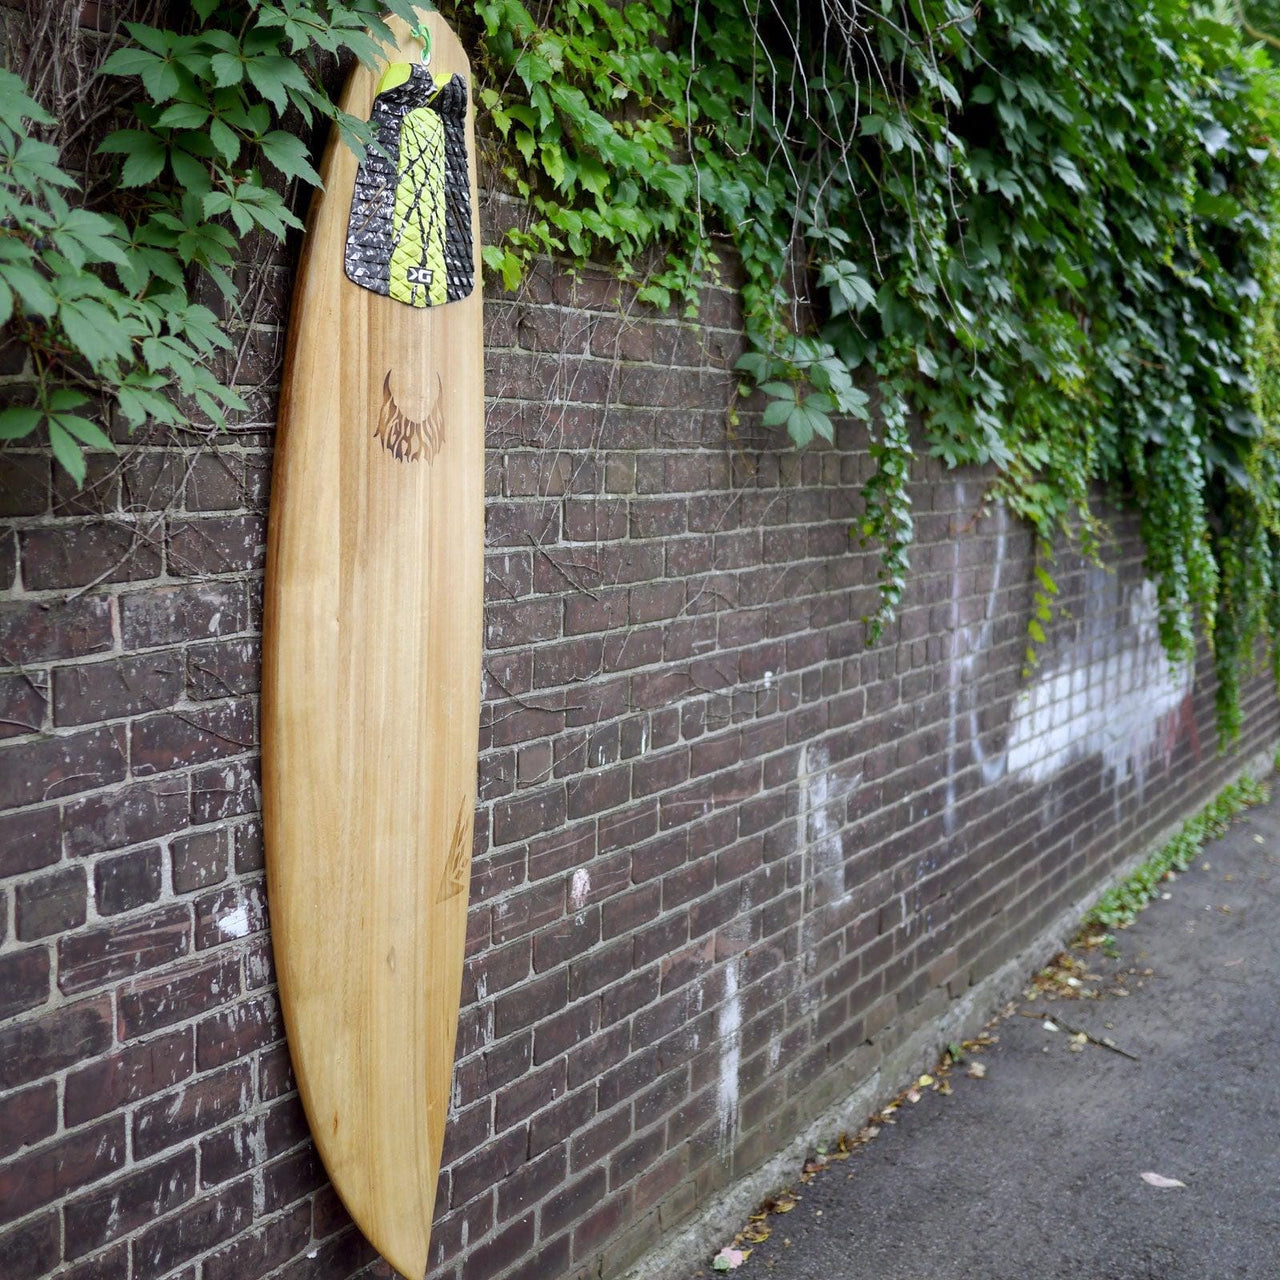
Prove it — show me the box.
[261,12,483,1277]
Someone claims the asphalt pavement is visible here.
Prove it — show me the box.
[698,788,1280,1280]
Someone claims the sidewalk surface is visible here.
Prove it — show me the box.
[702,790,1280,1280]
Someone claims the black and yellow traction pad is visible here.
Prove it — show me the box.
[344,62,475,308]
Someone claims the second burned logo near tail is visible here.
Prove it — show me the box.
[375,370,446,463]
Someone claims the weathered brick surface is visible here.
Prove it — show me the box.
[2,183,1279,1280]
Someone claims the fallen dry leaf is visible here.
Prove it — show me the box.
[967,1061,987,1079]
[1140,1172,1186,1189]
[917,1074,934,1087]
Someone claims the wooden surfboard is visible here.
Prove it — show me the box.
[261,11,483,1277]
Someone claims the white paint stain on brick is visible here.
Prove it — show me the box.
[716,961,741,1155]
[218,904,250,939]
[570,868,591,911]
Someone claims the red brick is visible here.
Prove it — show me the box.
[191,755,260,823]
[450,1127,526,1208]
[0,723,127,808]
[0,803,61,876]
[15,863,86,939]
[132,1061,252,1158]
[196,992,284,1069]
[119,581,247,649]
[94,844,163,914]
[0,1116,125,1227]
[20,520,162,589]
[0,945,50,1018]
[64,1029,194,1126]
[58,903,190,994]
[62,778,188,856]
[200,1203,312,1280]
[194,878,267,949]
[0,996,112,1090]
[0,452,49,516]
[497,1144,566,1221]
[0,1212,59,1277]
[0,1081,57,1160]
[52,653,183,725]
[261,1145,326,1212]
[63,1149,195,1259]
[468,1208,537,1275]
[186,636,261,700]
[131,1176,253,1274]
[494,970,568,1037]
[167,514,266,575]
[493,785,567,846]
[131,698,256,775]
[0,671,45,737]
[117,955,241,1038]
[495,1057,566,1132]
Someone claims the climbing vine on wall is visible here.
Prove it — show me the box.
[5,0,1280,740]
[465,0,1280,742]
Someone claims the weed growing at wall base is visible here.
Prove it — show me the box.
[1084,770,1272,932]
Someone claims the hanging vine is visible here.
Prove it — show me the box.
[465,0,1280,739]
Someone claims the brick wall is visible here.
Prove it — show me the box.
[2,185,1279,1280]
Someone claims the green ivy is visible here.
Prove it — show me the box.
[8,0,1280,739]
[0,0,416,483]
[466,0,1280,738]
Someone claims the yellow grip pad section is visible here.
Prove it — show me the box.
[389,105,448,308]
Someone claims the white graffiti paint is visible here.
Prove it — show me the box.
[945,488,1009,834]
[944,483,1193,809]
[716,961,741,1154]
[1003,577,1192,785]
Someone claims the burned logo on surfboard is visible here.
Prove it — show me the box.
[375,371,445,463]
[436,798,470,902]
[344,62,474,308]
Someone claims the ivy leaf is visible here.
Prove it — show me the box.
[762,398,792,428]
[100,130,167,187]
[0,67,53,125]
[207,117,241,164]
[246,56,311,113]
[60,299,131,370]
[819,260,876,315]
[210,52,245,87]
[259,130,321,185]
[51,411,115,451]
[99,46,165,79]
[0,406,41,440]
[46,420,86,484]
[759,382,797,401]
[3,263,56,316]
[515,49,554,86]
[156,102,211,129]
